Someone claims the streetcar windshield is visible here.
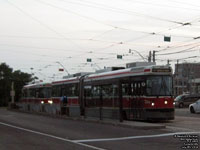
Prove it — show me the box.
[146,76,172,96]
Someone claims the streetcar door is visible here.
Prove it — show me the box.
[130,79,146,120]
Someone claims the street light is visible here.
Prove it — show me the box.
[56,61,70,76]
[129,49,147,61]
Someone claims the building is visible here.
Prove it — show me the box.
[191,78,200,94]
[174,63,200,96]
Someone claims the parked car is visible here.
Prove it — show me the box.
[174,94,200,108]
[189,99,200,113]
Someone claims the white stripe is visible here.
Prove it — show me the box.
[73,132,200,143]
[0,122,106,150]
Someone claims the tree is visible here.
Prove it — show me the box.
[0,63,35,106]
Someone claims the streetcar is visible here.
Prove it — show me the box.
[20,82,52,112]
[83,65,174,120]
[20,64,174,121]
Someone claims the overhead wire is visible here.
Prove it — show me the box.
[125,0,200,12]
[5,0,95,58]
[4,0,200,75]
[11,0,200,57]
[55,0,185,24]
[157,45,200,55]
[167,0,200,9]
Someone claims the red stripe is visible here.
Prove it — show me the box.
[89,71,145,79]
[52,79,78,84]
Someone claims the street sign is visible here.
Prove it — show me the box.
[164,36,171,42]
[117,55,122,59]
[87,58,92,62]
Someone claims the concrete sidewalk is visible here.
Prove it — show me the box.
[8,108,166,130]
[82,117,166,130]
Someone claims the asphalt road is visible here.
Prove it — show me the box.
[175,107,200,118]
[0,108,199,150]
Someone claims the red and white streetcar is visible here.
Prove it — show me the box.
[20,64,174,121]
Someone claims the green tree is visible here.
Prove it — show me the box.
[0,63,35,106]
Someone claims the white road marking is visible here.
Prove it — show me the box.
[73,131,200,143]
[0,121,106,150]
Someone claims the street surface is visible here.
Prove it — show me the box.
[0,108,199,150]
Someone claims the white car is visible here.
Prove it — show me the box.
[189,99,200,113]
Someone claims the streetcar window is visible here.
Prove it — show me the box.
[23,89,28,98]
[101,84,113,97]
[38,88,45,98]
[29,89,35,97]
[131,81,146,96]
[122,83,129,96]
[52,85,62,97]
[61,83,78,97]
[146,76,172,96]
[113,85,118,97]
[84,86,92,97]
[46,88,51,98]
[38,87,51,98]
[92,86,101,97]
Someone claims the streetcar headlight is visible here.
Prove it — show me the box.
[41,101,44,104]
[151,102,155,106]
[48,100,53,104]
[173,102,175,105]
[164,101,168,105]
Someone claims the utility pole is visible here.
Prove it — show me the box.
[176,59,179,96]
[153,50,156,62]
[148,51,152,62]
[167,60,171,66]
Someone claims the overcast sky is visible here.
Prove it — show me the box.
[1,0,200,82]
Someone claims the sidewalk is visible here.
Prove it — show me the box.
[8,108,166,130]
[82,117,166,130]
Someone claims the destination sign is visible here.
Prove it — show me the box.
[152,68,171,72]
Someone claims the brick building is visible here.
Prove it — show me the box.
[174,63,200,96]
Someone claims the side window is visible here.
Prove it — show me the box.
[101,84,113,98]
[131,83,136,96]
[30,89,36,98]
[113,84,118,97]
[122,83,129,96]
[184,97,190,102]
[52,85,61,97]
[141,82,146,95]
[192,97,199,102]
[92,86,101,97]
[84,85,92,97]
[131,82,145,96]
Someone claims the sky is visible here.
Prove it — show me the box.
[1,0,200,82]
